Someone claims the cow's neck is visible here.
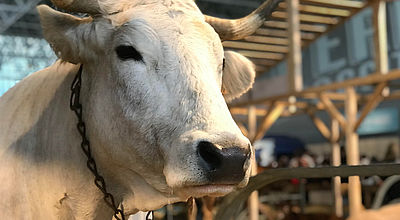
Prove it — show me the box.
[0,61,116,219]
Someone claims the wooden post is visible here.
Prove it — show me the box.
[373,0,388,75]
[201,197,215,220]
[371,0,390,113]
[307,109,343,217]
[187,198,197,220]
[287,0,303,92]
[167,204,174,220]
[248,106,259,220]
[331,119,343,217]
[345,87,362,216]
[248,105,257,140]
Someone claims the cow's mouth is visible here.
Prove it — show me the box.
[178,184,236,198]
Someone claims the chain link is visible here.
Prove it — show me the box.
[146,211,154,220]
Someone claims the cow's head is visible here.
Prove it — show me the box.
[38,0,278,211]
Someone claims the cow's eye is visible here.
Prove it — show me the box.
[115,45,143,62]
[222,58,226,70]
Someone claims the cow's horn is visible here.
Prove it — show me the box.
[51,0,102,15]
[205,0,282,41]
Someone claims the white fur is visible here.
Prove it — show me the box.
[0,1,255,219]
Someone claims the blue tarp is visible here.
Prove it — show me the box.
[258,135,305,157]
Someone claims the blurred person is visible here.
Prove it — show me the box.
[278,155,290,168]
[360,154,371,165]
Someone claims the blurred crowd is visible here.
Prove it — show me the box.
[257,142,400,170]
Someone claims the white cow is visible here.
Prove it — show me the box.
[0,0,279,219]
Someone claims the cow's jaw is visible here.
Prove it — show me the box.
[179,185,236,198]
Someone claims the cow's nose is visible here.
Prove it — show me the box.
[197,141,251,184]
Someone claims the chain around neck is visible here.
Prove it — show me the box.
[70,65,155,220]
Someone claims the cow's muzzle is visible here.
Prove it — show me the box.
[197,141,251,184]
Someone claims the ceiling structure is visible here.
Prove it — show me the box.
[0,0,371,74]
[221,0,370,76]
[0,0,51,37]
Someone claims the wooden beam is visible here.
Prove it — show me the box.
[303,71,400,92]
[279,2,351,17]
[255,28,316,40]
[302,92,349,100]
[230,107,268,116]
[345,86,362,216]
[307,108,331,140]
[252,103,286,142]
[223,41,289,53]
[272,11,339,25]
[236,122,249,137]
[300,0,365,9]
[277,100,312,109]
[244,35,289,45]
[230,100,319,116]
[255,65,268,73]
[237,50,284,60]
[264,20,327,33]
[287,0,303,92]
[373,0,389,74]
[354,82,386,132]
[320,94,347,130]
[300,1,372,51]
[255,28,289,37]
[231,101,328,115]
[249,58,277,66]
[230,69,400,108]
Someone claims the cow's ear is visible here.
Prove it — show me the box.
[222,51,256,103]
[37,5,94,64]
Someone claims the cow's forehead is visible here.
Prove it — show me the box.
[106,1,223,61]
[106,0,203,27]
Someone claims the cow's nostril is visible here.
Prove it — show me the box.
[197,141,223,171]
[197,140,250,184]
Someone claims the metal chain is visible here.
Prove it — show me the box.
[70,65,154,220]
[70,65,125,220]
[146,211,154,220]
